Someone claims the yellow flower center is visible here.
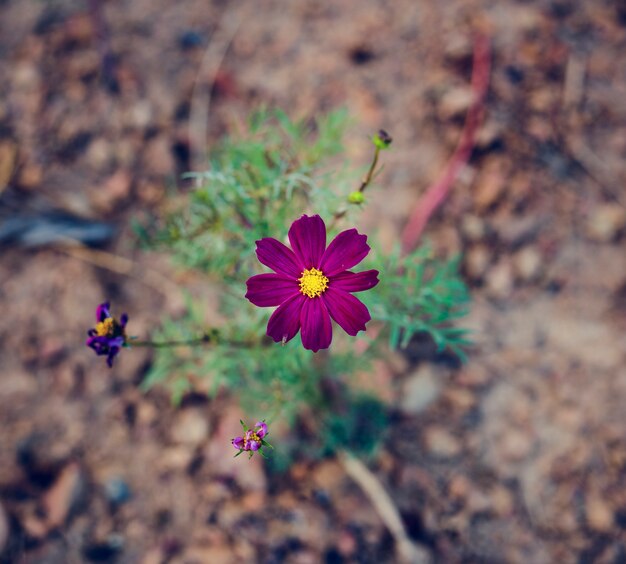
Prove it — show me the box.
[298,268,329,298]
[244,431,261,447]
[95,317,116,337]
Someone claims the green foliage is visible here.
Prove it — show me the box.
[363,245,472,362]
[137,107,353,277]
[135,107,471,459]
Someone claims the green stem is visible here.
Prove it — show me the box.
[129,333,252,349]
[130,336,212,348]
[329,142,383,230]
[358,145,381,194]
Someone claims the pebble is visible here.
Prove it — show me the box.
[585,494,614,532]
[474,163,505,211]
[400,364,443,414]
[585,204,626,242]
[512,246,543,282]
[17,162,43,189]
[170,409,210,446]
[465,245,491,280]
[86,138,113,171]
[142,134,175,176]
[103,477,132,506]
[439,86,475,120]
[0,140,17,190]
[425,427,462,459]
[42,462,87,529]
[91,170,133,213]
[460,214,486,242]
[500,428,533,462]
[485,259,514,298]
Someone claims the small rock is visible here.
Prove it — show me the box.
[425,427,461,458]
[137,179,165,205]
[585,494,614,532]
[103,477,131,506]
[490,485,514,516]
[400,364,443,414]
[142,135,175,176]
[160,446,194,471]
[448,474,471,500]
[12,62,40,91]
[485,260,514,299]
[86,138,113,171]
[444,34,472,62]
[474,165,505,210]
[0,140,17,191]
[170,409,209,446]
[439,87,475,120]
[444,388,476,412]
[129,100,153,130]
[500,429,532,462]
[513,246,543,282]
[17,162,43,190]
[585,204,626,242]
[465,245,491,280]
[460,214,486,242]
[42,462,87,529]
[91,170,132,213]
[476,120,503,149]
[182,545,235,564]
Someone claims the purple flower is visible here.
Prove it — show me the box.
[246,214,379,352]
[232,420,271,458]
[86,302,128,367]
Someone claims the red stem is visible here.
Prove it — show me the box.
[400,34,492,254]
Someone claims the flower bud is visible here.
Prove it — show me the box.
[348,191,366,205]
[372,129,392,149]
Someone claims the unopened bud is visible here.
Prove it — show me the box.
[372,129,392,149]
[348,191,366,204]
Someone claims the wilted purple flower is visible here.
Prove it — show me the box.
[232,420,270,457]
[86,302,128,367]
[246,214,379,352]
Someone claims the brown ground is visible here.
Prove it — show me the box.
[1,0,625,563]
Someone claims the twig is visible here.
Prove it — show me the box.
[337,450,431,564]
[401,34,491,254]
[188,8,246,172]
[58,244,181,298]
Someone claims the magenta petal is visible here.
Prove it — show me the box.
[246,274,300,307]
[267,294,305,344]
[300,297,333,352]
[249,440,261,452]
[232,436,244,449]
[330,269,379,292]
[256,238,303,278]
[319,229,370,276]
[96,302,110,322]
[288,214,327,269]
[254,422,268,438]
[323,287,371,336]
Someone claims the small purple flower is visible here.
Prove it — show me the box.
[232,420,271,458]
[86,302,128,367]
[246,214,379,352]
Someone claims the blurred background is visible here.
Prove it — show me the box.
[1,0,625,562]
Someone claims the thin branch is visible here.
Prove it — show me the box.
[401,34,492,254]
[337,450,431,564]
[58,244,181,298]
